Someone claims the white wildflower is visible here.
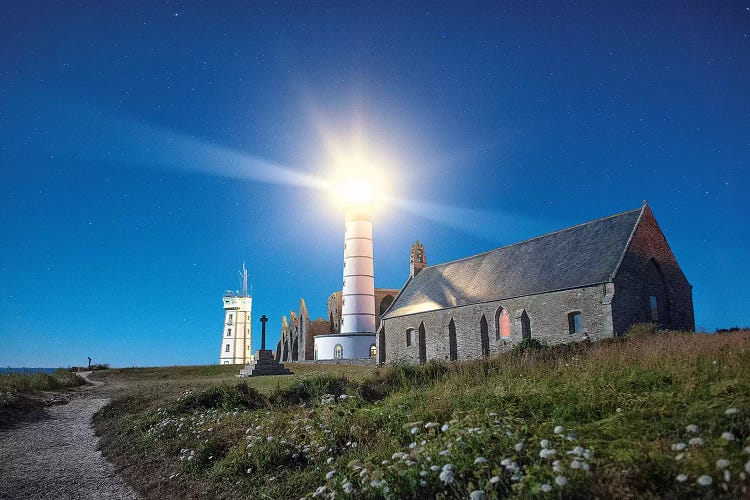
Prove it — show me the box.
[342,482,353,494]
[419,479,427,486]
[514,442,524,451]
[555,476,567,486]
[696,475,713,486]
[489,476,501,484]
[425,422,439,429]
[540,483,552,492]
[745,461,750,474]
[676,473,688,482]
[489,412,499,417]
[430,465,440,472]
[411,427,419,435]
[721,431,736,441]
[540,439,550,448]
[616,407,623,413]
[419,470,428,477]
[716,459,730,470]
[688,437,703,446]
[675,453,685,461]
[312,486,327,497]
[470,491,486,500]
[326,457,334,464]
[570,460,582,469]
[540,448,557,458]
[725,407,740,415]
[474,456,488,465]
[441,423,449,432]
[439,469,455,484]
[409,442,417,449]
[671,443,687,451]
[554,425,565,434]
[744,446,750,454]
[392,452,406,460]
[724,470,731,482]
[439,449,451,456]
[552,460,563,473]
[570,446,584,456]
[685,424,700,433]
[442,463,454,471]
[326,470,335,480]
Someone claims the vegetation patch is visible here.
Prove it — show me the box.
[94,328,750,498]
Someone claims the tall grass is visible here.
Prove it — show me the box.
[94,328,750,499]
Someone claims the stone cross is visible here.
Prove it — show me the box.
[260,315,268,351]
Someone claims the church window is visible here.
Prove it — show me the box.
[521,311,531,340]
[334,344,343,359]
[225,344,230,352]
[227,328,232,337]
[224,361,229,364]
[370,344,377,358]
[406,328,414,346]
[227,314,233,324]
[448,319,457,361]
[568,312,583,334]
[480,315,489,357]
[649,295,659,321]
[495,307,510,340]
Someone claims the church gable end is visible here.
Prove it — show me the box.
[611,205,694,334]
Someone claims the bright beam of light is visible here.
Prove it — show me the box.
[388,196,545,243]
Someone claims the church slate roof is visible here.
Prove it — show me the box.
[383,206,645,319]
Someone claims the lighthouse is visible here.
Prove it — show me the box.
[314,178,378,360]
[218,264,253,365]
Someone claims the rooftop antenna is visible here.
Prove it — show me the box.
[239,262,249,297]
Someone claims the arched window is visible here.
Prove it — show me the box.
[480,315,489,357]
[292,338,299,361]
[370,344,377,359]
[495,307,510,340]
[644,258,670,325]
[378,327,386,364]
[226,328,232,337]
[521,310,531,340]
[334,343,343,359]
[314,344,318,361]
[406,328,414,347]
[418,322,427,364]
[379,295,395,317]
[448,319,457,361]
[225,344,230,353]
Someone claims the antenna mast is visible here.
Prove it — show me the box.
[240,262,249,297]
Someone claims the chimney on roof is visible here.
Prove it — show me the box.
[410,240,427,278]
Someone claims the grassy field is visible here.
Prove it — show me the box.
[93,327,750,499]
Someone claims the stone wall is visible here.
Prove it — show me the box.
[612,205,695,334]
[381,284,612,364]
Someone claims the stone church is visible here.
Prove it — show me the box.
[378,203,694,364]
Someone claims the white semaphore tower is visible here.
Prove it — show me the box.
[314,179,378,360]
[218,264,254,365]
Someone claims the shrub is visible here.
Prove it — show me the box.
[174,382,267,413]
[511,338,544,354]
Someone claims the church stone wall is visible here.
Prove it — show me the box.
[382,284,612,364]
[612,206,695,334]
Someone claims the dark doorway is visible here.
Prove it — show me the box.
[643,258,670,326]
[448,319,457,361]
[521,311,531,340]
[480,315,489,357]
[418,322,427,364]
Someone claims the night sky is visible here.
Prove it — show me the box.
[1,1,748,367]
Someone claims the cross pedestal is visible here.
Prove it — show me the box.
[238,313,292,377]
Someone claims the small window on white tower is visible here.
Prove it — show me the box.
[225,344,230,352]
[227,328,232,337]
[334,344,343,359]
[228,314,233,324]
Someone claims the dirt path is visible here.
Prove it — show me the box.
[0,375,139,500]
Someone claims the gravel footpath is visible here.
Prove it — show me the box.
[0,378,139,500]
